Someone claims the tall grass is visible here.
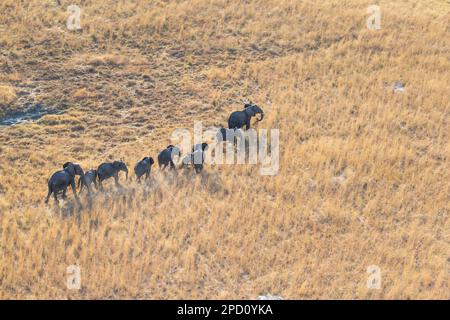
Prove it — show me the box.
[0,0,448,299]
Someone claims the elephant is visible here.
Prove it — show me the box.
[192,142,209,153]
[182,143,208,173]
[97,161,128,190]
[228,103,264,130]
[158,145,181,170]
[134,156,155,182]
[182,149,207,173]
[78,169,98,192]
[45,162,85,204]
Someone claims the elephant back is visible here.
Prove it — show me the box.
[97,162,113,178]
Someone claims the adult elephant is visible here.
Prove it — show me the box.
[158,145,181,170]
[45,162,86,204]
[228,103,264,130]
[97,161,128,190]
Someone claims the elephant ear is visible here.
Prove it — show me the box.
[244,106,256,117]
[74,164,84,176]
[64,163,76,176]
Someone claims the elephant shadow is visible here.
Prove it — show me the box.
[201,171,224,195]
[52,200,82,218]
[178,169,224,195]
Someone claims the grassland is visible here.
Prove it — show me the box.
[0,0,449,299]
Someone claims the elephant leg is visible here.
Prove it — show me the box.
[61,187,67,199]
[70,180,81,205]
[246,119,251,130]
[70,180,78,198]
[114,173,120,187]
[86,183,93,196]
[53,190,59,203]
[145,171,150,180]
[45,186,52,204]
[169,161,176,170]
[98,179,104,191]
[93,180,98,190]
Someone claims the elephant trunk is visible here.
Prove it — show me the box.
[257,111,264,121]
[124,168,129,180]
[80,172,90,193]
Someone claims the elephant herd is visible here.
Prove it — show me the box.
[45,102,264,205]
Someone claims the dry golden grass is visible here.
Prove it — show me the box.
[0,85,17,116]
[0,0,449,299]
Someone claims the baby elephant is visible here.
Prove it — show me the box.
[158,145,181,170]
[192,142,208,153]
[182,143,208,173]
[97,161,128,190]
[78,169,98,192]
[134,157,155,182]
